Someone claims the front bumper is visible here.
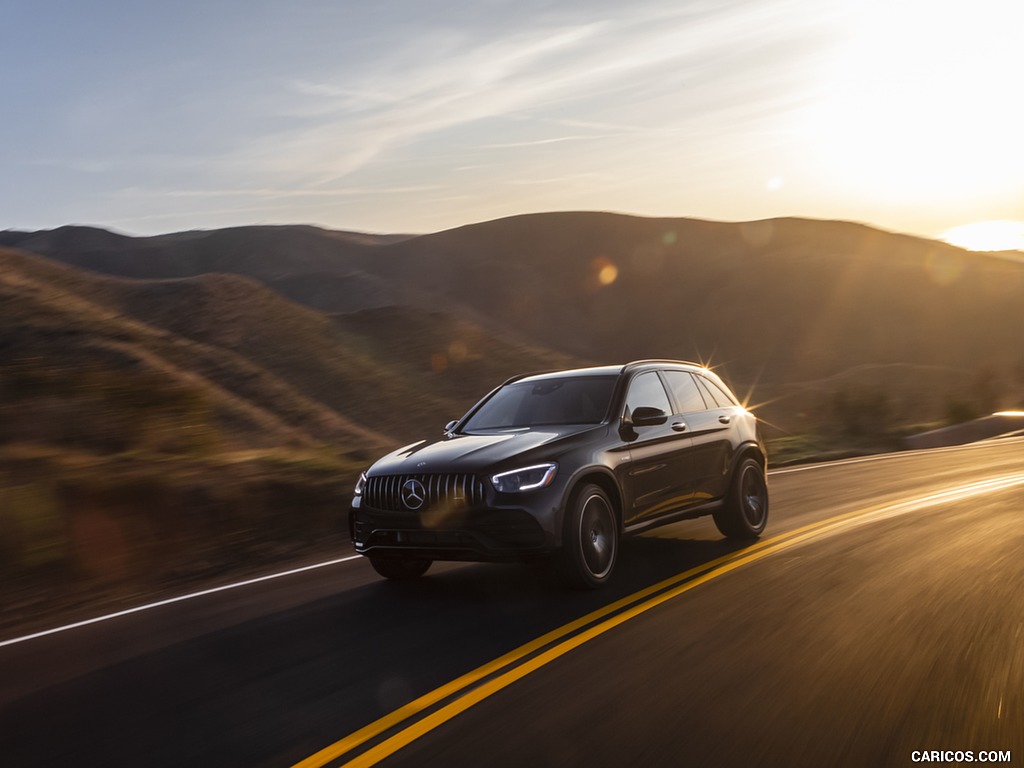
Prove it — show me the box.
[350,480,565,561]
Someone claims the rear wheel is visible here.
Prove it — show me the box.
[368,555,432,580]
[559,484,618,589]
[713,457,769,539]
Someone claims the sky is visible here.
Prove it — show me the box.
[2,0,1022,248]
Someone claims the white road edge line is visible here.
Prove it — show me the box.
[0,554,362,650]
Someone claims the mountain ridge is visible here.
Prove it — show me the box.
[6,211,1024,436]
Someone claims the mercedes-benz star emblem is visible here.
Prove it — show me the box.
[401,479,426,510]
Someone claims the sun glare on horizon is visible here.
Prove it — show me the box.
[942,221,1024,252]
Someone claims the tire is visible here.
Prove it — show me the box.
[559,484,618,589]
[713,457,769,539]
[368,555,432,580]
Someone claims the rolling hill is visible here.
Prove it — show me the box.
[6,213,1023,438]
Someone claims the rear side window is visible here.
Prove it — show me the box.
[624,372,672,416]
[696,375,738,407]
[662,370,708,413]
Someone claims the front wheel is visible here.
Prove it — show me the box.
[368,555,432,580]
[713,457,769,539]
[559,484,618,589]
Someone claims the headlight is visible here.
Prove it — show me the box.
[353,471,367,496]
[491,463,557,493]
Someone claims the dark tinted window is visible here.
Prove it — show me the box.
[462,376,616,430]
[705,376,738,405]
[624,372,672,416]
[695,375,738,407]
[662,370,708,413]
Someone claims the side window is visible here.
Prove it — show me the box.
[695,375,737,407]
[662,371,708,414]
[707,377,739,406]
[624,372,672,417]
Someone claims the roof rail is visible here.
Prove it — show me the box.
[623,359,704,371]
[501,364,630,384]
[500,369,557,386]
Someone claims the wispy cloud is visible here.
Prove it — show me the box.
[509,172,613,186]
[226,2,826,190]
[112,185,444,199]
[238,22,608,185]
[484,135,614,149]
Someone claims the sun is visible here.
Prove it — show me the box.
[806,0,1024,204]
[942,221,1024,252]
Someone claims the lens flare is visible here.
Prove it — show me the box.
[598,263,618,285]
[589,257,619,288]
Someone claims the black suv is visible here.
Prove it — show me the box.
[350,360,768,587]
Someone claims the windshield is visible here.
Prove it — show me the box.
[461,376,617,431]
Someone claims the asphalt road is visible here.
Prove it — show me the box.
[1,439,1022,767]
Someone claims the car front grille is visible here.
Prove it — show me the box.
[363,473,487,512]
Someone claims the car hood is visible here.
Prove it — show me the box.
[369,425,600,475]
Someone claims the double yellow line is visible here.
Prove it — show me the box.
[294,472,1024,768]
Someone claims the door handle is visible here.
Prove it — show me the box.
[671,421,688,432]
[718,415,732,425]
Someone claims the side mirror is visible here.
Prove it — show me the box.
[631,406,668,427]
[444,420,458,434]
